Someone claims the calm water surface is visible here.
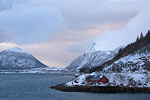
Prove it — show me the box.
[0,73,150,100]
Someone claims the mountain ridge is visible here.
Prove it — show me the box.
[66,43,119,71]
[87,30,150,73]
[3,47,31,55]
[0,47,48,70]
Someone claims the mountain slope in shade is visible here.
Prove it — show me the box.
[66,43,119,71]
[0,47,48,70]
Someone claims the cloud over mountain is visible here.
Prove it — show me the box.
[0,0,150,67]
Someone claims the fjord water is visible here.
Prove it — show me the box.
[0,73,150,100]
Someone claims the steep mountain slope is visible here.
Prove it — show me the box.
[103,44,150,73]
[66,43,119,71]
[89,30,150,73]
[0,47,48,70]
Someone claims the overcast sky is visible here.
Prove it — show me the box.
[0,0,150,68]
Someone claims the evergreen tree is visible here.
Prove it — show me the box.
[136,36,139,42]
[140,32,144,39]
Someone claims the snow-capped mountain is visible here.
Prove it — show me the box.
[103,44,150,73]
[100,31,150,73]
[66,43,119,71]
[0,47,48,70]
[4,47,31,55]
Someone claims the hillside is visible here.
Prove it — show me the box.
[103,44,150,73]
[88,30,150,73]
[66,43,119,71]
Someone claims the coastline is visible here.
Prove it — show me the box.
[51,84,150,93]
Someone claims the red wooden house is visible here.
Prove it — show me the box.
[123,53,128,57]
[86,75,109,84]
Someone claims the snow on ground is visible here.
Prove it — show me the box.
[0,67,69,73]
[103,73,150,87]
[66,72,150,87]
[66,72,97,86]
[103,52,150,73]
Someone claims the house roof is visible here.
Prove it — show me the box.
[87,75,102,81]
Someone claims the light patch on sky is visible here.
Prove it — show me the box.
[0,0,150,67]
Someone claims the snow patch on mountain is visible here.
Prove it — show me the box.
[0,47,48,70]
[103,51,150,73]
[85,42,97,53]
[66,42,120,71]
[4,47,31,55]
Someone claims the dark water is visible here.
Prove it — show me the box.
[0,73,150,100]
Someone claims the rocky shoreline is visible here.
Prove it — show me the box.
[51,84,150,93]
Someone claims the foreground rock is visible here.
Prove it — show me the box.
[51,84,150,93]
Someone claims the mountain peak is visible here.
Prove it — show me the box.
[4,47,31,55]
[0,47,48,70]
[85,42,97,53]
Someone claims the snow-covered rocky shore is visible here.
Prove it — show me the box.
[66,72,150,88]
[51,72,150,93]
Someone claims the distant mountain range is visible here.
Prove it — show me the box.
[0,47,48,70]
[66,43,120,71]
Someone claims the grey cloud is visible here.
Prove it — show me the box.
[0,0,15,11]
[0,0,148,44]
[59,0,146,30]
[0,0,150,67]
[75,9,150,51]
[94,9,150,50]
[0,3,67,44]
